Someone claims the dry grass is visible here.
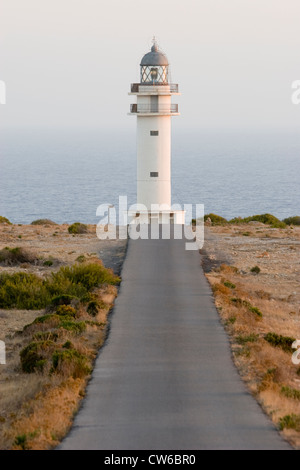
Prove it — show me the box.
[0,283,117,450]
[0,223,126,450]
[202,224,300,449]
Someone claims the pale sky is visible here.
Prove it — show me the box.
[1,0,300,131]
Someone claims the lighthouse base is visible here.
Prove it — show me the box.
[128,210,185,225]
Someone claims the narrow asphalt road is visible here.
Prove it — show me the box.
[59,229,291,450]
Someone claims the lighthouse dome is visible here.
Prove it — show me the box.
[140,41,169,84]
[140,43,169,66]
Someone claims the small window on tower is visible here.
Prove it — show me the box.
[150,172,159,177]
[150,131,159,136]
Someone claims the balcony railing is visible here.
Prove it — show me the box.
[130,103,179,114]
[130,83,179,93]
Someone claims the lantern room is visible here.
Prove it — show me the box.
[140,42,169,85]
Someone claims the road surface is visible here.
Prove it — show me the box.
[59,229,291,450]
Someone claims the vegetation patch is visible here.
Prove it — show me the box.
[231,298,263,317]
[20,340,56,373]
[223,280,236,289]
[229,213,286,228]
[204,213,228,225]
[279,414,300,432]
[0,262,119,309]
[283,216,300,226]
[236,333,259,345]
[0,216,12,224]
[281,386,300,401]
[51,349,91,379]
[264,332,296,354]
[31,219,57,225]
[68,222,88,234]
[0,247,39,266]
[250,265,261,274]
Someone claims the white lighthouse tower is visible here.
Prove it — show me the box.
[129,39,184,224]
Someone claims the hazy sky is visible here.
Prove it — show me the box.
[1,0,300,131]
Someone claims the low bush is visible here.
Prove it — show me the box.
[20,340,56,373]
[43,259,53,267]
[51,263,120,291]
[0,261,119,310]
[204,213,228,225]
[0,247,39,266]
[283,216,300,226]
[51,349,91,379]
[231,298,263,317]
[31,219,57,225]
[281,386,300,401]
[68,222,88,234]
[0,216,12,224]
[56,305,76,317]
[236,333,259,345]
[279,414,300,431]
[0,272,51,309]
[264,332,296,353]
[229,213,286,228]
[223,281,236,289]
[58,318,86,334]
[250,265,261,274]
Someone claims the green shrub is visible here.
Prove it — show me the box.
[0,262,119,309]
[283,216,300,226]
[0,246,39,265]
[43,259,53,267]
[0,216,12,224]
[236,333,259,345]
[20,340,55,373]
[51,349,91,378]
[33,331,59,342]
[250,265,261,274]
[76,255,86,263]
[223,281,236,289]
[0,272,51,309]
[264,332,296,353]
[87,300,99,316]
[51,263,120,291]
[56,305,76,317]
[68,222,88,234]
[281,386,300,401]
[279,414,300,431]
[248,306,263,317]
[229,213,286,228]
[59,318,86,334]
[230,298,263,317]
[31,219,57,225]
[204,213,228,225]
[50,294,79,308]
[14,434,28,450]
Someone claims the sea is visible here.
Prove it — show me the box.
[0,128,299,225]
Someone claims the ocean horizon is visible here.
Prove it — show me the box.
[0,127,299,225]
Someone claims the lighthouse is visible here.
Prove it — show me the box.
[129,39,185,224]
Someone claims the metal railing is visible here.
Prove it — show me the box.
[130,83,179,93]
[130,103,179,114]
